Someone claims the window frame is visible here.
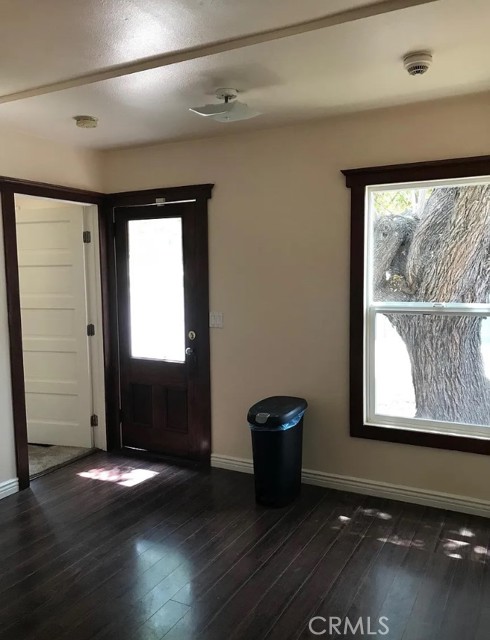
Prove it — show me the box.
[343,155,490,455]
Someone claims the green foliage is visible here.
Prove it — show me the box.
[373,190,414,217]
[373,188,432,218]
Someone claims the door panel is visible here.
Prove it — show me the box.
[16,206,93,447]
[115,203,210,459]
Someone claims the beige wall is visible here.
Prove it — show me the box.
[0,128,101,484]
[1,95,489,497]
[102,92,490,501]
[0,125,101,191]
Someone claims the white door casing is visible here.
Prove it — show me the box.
[16,204,93,447]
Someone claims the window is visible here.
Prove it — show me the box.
[128,217,186,362]
[343,156,490,454]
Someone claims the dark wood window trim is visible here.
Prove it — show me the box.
[342,155,490,456]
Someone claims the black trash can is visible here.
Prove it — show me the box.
[248,396,307,507]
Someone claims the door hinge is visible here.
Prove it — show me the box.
[83,230,91,243]
[90,414,98,427]
[87,323,95,336]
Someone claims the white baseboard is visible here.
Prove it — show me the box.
[211,454,490,519]
[212,454,254,476]
[0,478,19,501]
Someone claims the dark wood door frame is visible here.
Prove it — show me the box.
[1,187,29,489]
[1,175,213,489]
[0,176,104,489]
[102,184,214,461]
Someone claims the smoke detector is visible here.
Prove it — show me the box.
[403,51,433,76]
[189,88,260,123]
[73,115,98,128]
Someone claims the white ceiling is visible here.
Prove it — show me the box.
[0,0,488,149]
[0,0,373,95]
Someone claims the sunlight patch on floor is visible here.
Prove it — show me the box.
[360,508,392,520]
[78,466,159,486]
[377,536,426,548]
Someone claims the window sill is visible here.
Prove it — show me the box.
[351,422,490,456]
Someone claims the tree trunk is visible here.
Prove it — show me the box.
[375,184,490,425]
[388,313,490,425]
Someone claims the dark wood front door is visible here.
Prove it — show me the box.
[115,202,210,460]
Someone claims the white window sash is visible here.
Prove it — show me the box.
[364,176,490,439]
[365,308,490,438]
[371,302,490,316]
[366,415,490,441]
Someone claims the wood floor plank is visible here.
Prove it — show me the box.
[0,453,149,529]
[44,480,258,640]
[203,491,355,639]
[328,503,429,640]
[0,464,190,598]
[89,503,274,639]
[0,468,222,632]
[290,499,406,640]
[438,551,485,640]
[0,469,251,638]
[0,456,174,560]
[2,452,489,640]
[161,487,326,639]
[251,497,398,640]
[474,555,490,640]
[229,493,365,640]
[360,508,446,640]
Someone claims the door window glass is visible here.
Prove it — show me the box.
[128,218,185,362]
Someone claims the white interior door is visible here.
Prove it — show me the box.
[16,204,93,448]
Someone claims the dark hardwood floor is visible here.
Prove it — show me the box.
[1,452,489,640]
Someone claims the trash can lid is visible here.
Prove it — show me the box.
[247,396,308,428]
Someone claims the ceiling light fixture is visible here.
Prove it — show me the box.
[73,115,98,128]
[189,88,260,123]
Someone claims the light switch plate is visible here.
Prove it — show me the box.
[209,311,224,328]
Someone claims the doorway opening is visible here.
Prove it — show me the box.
[2,180,211,490]
[113,199,211,460]
[103,184,213,461]
[14,194,106,478]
